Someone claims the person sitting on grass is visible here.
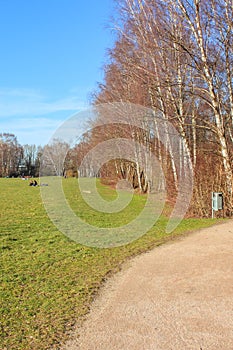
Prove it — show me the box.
[29,180,38,186]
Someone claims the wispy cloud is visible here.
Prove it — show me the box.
[0,115,65,146]
[0,87,88,118]
[0,87,90,145]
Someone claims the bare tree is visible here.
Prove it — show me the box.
[41,139,70,177]
[171,0,233,198]
[90,0,232,213]
[23,144,38,176]
[0,133,22,177]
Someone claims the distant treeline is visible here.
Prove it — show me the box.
[0,133,42,178]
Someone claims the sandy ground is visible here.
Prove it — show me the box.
[62,221,233,350]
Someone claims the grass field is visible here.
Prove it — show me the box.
[0,177,219,350]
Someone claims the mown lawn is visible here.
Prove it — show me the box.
[0,177,219,349]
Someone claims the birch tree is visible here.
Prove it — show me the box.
[91,0,233,212]
[171,0,233,198]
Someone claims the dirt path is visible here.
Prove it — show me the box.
[63,221,233,350]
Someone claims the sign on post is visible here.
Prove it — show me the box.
[212,192,224,218]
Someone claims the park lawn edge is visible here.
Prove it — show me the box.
[0,178,225,350]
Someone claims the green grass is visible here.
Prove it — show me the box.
[0,177,220,349]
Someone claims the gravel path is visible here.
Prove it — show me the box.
[63,221,233,350]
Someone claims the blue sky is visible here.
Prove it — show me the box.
[0,0,115,145]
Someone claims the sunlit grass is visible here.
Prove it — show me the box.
[0,177,219,349]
